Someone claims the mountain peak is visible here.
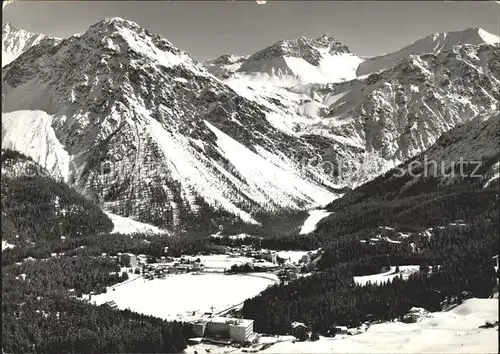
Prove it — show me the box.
[87,17,143,35]
[102,17,141,29]
[73,17,201,71]
[2,22,14,31]
[357,26,499,76]
[104,16,134,24]
[2,23,50,67]
[247,35,352,67]
[3,22,29,34]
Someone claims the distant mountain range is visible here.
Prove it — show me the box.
[356,27,499,76]
[2,22,59,67]
[205,35,361,84]
[2,18,499,231]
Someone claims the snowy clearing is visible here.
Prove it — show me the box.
[354,266,420,286]
[104,211,168,235]
[484,174,499,188]
[299,209,332,234]
[260,298,498,353]
[90,272,278,321]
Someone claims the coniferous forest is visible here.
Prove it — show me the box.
[1,151,193,353]
[241,158,500,335]
[1,148,499,351]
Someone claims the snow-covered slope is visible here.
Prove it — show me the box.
[260,298,498,353]
[2,17,339,229]
[2,110,70,181]
[104,211,168,235]
[422,110,500,167]
[299,209,332,235]
[290,43,500,183]
[2,22,58,67]
[206,31,499,188]
[3,20,498,228]
[203,54,247,80]
[357,27,500,76]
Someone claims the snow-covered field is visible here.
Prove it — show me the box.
[354,266,420,286]
[90,272,278,321]
[260,298,498,353]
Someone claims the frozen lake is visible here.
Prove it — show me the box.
[91,272,279,321]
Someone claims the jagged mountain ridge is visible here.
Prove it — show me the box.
[330,109,500,208]
[2,18,339,229]
[2,22,59,67]
[2,20,499,230]
[293,42,500,163]
[214,40,499,187]
[205,35,362,85]
[357,27,500,76]
[203,28,499,187]
[204,54,247,80]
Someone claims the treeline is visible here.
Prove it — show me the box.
[332,153,499,207]
[2,256,192,353]
[209,233,321,251]
[1,232,227,266]
[315,182,498,242]
[0,150,195,353]
[182,205,309,239]
[317,213,499,275]
[2,299,190,353]
[3,256,128,297]
[211,181,499,252]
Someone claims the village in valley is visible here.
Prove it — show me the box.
[73,225,499,354]
[79,239,354,352]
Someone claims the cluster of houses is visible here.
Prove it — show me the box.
[141,258,204,280]
[111,245,324,283]
[114,253,205,280]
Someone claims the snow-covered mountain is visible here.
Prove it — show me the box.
[2,19,499,229]
[294,41,499,152]
[2,22,59,67]
[207,35,363,86]
[216,41,499,187]
[203,30,499,187]
[335,109,499,206]
[297,42,499,165]
[2,18,340,229]
[357,27,500,76]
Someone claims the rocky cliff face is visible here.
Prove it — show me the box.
[3,19,499,229]
[297,42,499,165]
[211,40,499,187]
[2,18,339,230]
